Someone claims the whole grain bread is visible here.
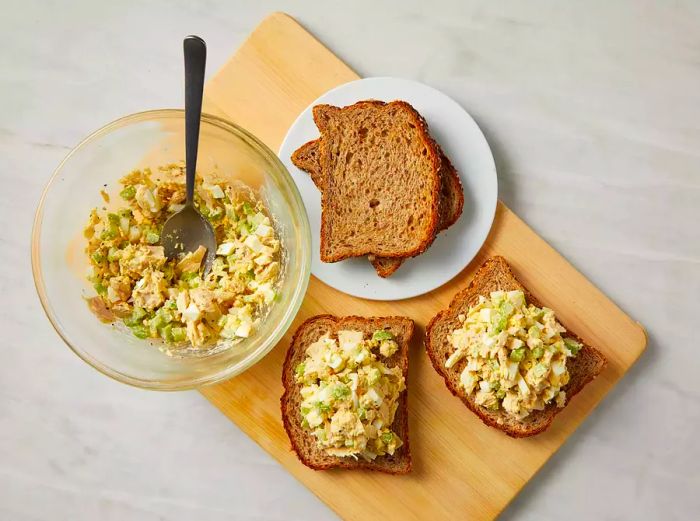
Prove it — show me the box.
[292,138,464,277]
[290,139,325,189]
[281,314,413,473]
[425,256,607,438]
[313,101,442,262]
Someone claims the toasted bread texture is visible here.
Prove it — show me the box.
[425,256,607,438]
[281,315,413,473]
[313,101,442,262]
[293,138,464,278]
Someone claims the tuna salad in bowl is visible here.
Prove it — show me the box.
[32,110,311,389]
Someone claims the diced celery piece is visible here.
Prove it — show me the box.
[160,323,174,343]
[159,308,174,323]
[100,228,117,240]
[131,325,149,339]
[171,327,187,342]
[494,313,508,333]
[528,325,542,339]
[499,300,514,317]
[509,347,526,362]
[180,271,200,288]
[181,272,197,282]
[248,212,265,228]
[331,384,350,400]
[534,363,548,377]
[563,337,582,355]
[237,221,251,236]
[150,313,166,331]
[120,185,136,200]
[372,330,394,342]
[315,402,330,413]
[124,307,147,327]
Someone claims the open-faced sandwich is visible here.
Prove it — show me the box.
[281,315,413,473]
[426,256,606,437]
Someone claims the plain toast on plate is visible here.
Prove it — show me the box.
[313,101,442,263]
[292,137,464,277]
[425,256,607,438]
[281,314,413,473]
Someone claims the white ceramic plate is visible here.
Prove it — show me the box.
[278,77,497,300]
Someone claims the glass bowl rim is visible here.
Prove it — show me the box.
[31,108,311,391]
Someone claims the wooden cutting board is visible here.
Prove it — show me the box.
[200,12,647,520]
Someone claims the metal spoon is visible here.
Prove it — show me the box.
[161,35,216,273]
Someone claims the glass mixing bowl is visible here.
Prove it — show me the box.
[32,110,311,390]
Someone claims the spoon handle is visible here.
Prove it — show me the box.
[183,35,207,206]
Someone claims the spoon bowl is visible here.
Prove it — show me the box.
[160,204,217,272]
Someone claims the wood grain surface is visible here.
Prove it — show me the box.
[199,12,647,520]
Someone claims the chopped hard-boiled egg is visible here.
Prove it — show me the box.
[216,242,236,256]
[83,165,281,351]
[206,184,225,199]
[295,329,405,461]
[445,290,578,420]
[182,302,201,322]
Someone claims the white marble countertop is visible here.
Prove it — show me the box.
[2,1,698,519]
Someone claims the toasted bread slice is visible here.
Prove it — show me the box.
[292,138,464,277]
[313,101,442,262]
[425,256,607,437]
[281,314,413,473]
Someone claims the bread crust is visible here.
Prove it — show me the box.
[425,256,607,438]
[281,314,413,473]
